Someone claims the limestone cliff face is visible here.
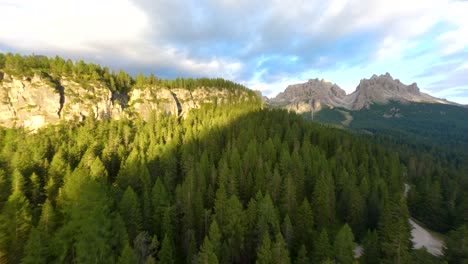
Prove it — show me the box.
[127,86,240,120]
[0,72,255,130]
[0,74,61,130]
[60,78,123,122]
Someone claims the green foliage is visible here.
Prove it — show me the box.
[119,186,142,242]
[197,236,219,264]
[313,229,332,263]
[118,244,138,264]
[21,228,48,264]
[333,224,356,264]
[445,225,468,264]
[0,188,31,263]
[312,105,347,124]
[0,81,430,263]
[158,234,174,264]
[256,232,272,264]
[0,52,259,99]
[295,244,309,264]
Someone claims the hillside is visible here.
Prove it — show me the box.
[0,54,438,264]
[0,53,258,130]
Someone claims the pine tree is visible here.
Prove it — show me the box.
[21,228,48,264]
[119,186,142,241]
[208,220,222,258]
[152,177,170,237]
[90,156,108,182]
[295,244,309,264]
[0,177,32,263]
[295,198,314,250]
[256,232,272,264]
[158,234,174,264]
[0,169,9,209]
[118,244,138,264]
[38,199,56,234]
[282,215,294,250]
[378,200,410,264]
[313,229,332,263]
[362,229,380,264]
[197,236,219,264]
[272,233,291,264]
[257,193,280,244]
[445,225,468,264]
[333,224,355,264]
[312,170,335,230]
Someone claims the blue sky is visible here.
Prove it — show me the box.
[1,0,467,104]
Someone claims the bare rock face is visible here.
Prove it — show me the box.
[343,73,448,110]
[0,74,61,130]
[128,87,238,120]
[128,88,178,119]
[269,73,456,113]
[60,79,120,122]
[268,78,347,113]
[0,71,256,130]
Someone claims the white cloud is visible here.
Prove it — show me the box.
[0,0,467,104]
[437,2,468,54]
[0,0,149,52]
[376,38,419,61]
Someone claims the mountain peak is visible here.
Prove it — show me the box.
[345,73,448,109]
[267,78,347,113]
[270,73,456,111]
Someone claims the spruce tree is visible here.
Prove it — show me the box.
[333,224,355,264]
[197,236,219,264]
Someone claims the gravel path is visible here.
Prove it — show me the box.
[409,218,444,256]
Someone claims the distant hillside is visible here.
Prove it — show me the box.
[311,101,468,148]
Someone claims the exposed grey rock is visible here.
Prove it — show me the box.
[0,71,255,130]
[343,73,450,110]
[269,73,457,113]
[267,78,347,113]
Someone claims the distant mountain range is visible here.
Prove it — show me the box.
[266,73,468,148]
[266,73,460,113]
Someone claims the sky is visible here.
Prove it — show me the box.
[1,0,467,104]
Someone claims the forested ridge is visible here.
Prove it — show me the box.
[0,54,465,264]
[0,52,251,95]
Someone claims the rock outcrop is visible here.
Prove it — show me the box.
[268,73,456,113]
[267,78,347,113]
[343,73,450,110]
[0,72,256,130]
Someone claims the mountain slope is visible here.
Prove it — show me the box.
[267,78,347,113]
[268,73,458,112]
[343,73,453,110]
[312,101,468,147]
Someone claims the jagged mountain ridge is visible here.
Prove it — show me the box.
[267,73,456,112]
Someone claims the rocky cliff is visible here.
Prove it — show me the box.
[343,73,451,110]
[267,78,347,113]
[0,72,256,130]
[268,73,455,112]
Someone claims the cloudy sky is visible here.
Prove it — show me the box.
[1,0,467,103]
